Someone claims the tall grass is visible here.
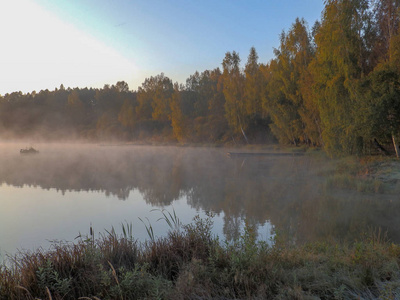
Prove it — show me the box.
[2,212,400,299]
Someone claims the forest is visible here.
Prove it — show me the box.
[1,0,400,157]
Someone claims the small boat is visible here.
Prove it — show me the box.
[20,147,39,154]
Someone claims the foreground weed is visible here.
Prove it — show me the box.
[155,208,182,231]
[121,221,134,242]
[108,263,172,299]
[138,217,155,242]
[36,259,72,298]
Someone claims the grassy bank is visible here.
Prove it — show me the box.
[1,214,400,300]
[322,155,400,195]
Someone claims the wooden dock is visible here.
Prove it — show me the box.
[226,152,305,158]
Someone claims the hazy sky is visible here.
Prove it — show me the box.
[0,0,324,94]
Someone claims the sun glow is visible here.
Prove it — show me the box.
[0,0,139,94]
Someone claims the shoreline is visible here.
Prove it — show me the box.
[1,215,400,299]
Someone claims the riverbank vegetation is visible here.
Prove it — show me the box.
[1,1,400,157]
[1,213,400,299]
[324,155,400,193]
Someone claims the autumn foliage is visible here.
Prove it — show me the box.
[1,0,400,156]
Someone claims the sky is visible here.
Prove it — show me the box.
[0,0,325,95]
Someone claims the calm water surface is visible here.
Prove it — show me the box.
[1,143,400,259]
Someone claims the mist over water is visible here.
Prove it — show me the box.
[1,142,400,258]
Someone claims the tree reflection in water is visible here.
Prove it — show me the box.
[1,143,400,244]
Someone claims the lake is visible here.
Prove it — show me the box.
[1,143,400,259]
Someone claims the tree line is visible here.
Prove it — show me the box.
[1,0,400,156]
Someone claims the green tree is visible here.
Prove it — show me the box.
[222,51,247,142]
[289,19,319,144]
[94,83,129,140]
[136,73,173,122]
[244,47,261,118]
[263,59,299,145]
[66,89,85,130]
[118,97,137,130]
[182,68,228,142]
[372,0,400,62]
[170,83,188,142]
[357,5,400,156]
[358,63,400,156]
[264,19,316,145]
[310,0,373,156]
[243,47,268,140]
